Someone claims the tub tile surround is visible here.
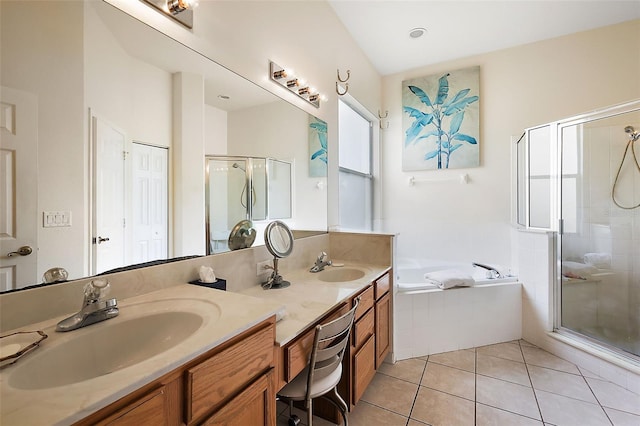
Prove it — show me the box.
[516,230,640,395]
[394,282,522,359]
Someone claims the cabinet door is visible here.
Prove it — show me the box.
[202,370,275,426]
[375,292,391,368]
[98,386,168,426]
[186,324,274,422]
[352,335,376,404]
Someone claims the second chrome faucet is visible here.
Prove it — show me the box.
[310,252,332,273]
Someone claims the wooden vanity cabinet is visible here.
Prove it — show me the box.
[374,272,391,368]
[76,318,276,426]
[346,270,392,408]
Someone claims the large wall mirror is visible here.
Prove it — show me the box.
[0,0,327,292]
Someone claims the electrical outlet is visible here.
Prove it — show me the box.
[256,260,272,276]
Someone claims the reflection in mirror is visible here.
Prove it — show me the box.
[227,220,257,251]
[206,156,292,254]
[0,0,327,292]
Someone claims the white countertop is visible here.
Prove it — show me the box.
[0,261,391,425]
[238,261,391,345]
[0,284,282,426]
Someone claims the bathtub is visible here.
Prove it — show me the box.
[396,260,518,292]
[393,259,522,360]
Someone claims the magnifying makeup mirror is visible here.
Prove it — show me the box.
[262,220,294,289]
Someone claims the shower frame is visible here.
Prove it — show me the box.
[515,99,640,366]
[551,99,640,364]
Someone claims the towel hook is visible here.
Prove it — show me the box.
[337,69,350,83]
[380,121,389,130]
[336,82,349,96]
[378,110,388,119]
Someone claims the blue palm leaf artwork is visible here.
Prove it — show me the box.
[402,66,480,170]
[309,116,328,177]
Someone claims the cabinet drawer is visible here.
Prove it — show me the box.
[186,323,274,423]
[352,335,376,404]
[353,307,374,350]
[353,285,374,320]
[284,328,314,382]
[98,386,168,426]
[284,304,347,382]
[374,272,390,300]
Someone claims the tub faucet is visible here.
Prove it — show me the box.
[310,252,332,273]
[472,262,503,279]
[56,279,119,332]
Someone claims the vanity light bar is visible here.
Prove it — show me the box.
[140,0,194,29]
[269,61,321,108]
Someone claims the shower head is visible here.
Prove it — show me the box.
[232,162,246,172]
[625,125,639,141]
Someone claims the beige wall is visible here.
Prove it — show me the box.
[381,20,640,266]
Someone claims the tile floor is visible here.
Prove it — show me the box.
[277,340,640,426]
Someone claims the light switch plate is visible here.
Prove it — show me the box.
[43,211,72,228]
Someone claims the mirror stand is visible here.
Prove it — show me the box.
[262,258,290,290]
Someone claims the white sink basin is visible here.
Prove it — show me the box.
[317,268,365,283]
[9,309,210,390]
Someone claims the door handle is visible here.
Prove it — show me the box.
[7,246,33,257]
[96,237,110,244]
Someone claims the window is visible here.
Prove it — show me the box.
[338,100,373,231]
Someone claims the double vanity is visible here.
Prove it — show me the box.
[0,232,394,425]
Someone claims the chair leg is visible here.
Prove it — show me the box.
[307,398,313,426]
[324,387,348,426]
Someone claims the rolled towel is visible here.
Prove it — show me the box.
[424,269,475,289]
[561,261,598,279]
[583,253,611,269]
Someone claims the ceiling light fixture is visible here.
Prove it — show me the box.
[270,61,322,108]
[409,27,427,39]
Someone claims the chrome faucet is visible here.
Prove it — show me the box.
[56,279,119,332]
[310,251,332,273]
[472,262,503,279]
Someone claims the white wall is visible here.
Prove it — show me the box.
[381,20,640,267]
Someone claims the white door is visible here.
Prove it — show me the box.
[0,86,38,291]
[92,115,126,275]
[131,142,168,263]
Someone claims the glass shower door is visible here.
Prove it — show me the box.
[558,110,640,359]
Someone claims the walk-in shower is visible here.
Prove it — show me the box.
[517,99,640,364]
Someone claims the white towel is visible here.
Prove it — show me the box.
[583,253,611,269]
[424,269,475,289]
[561,261,598,279]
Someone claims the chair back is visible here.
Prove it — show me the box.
[305,297,360,401]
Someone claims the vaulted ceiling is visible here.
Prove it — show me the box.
[328,1,640,75]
